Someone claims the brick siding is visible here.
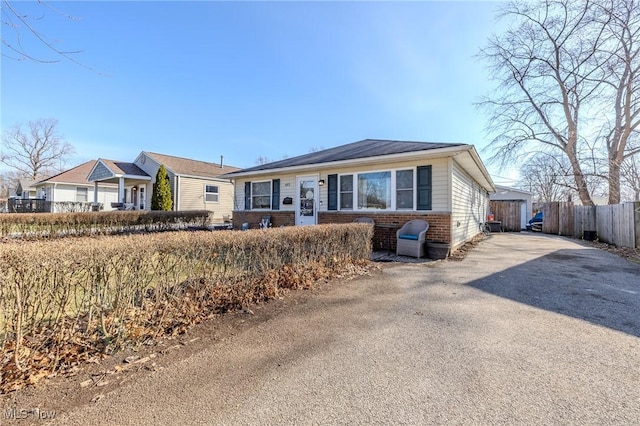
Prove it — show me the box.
[233,210,452,251]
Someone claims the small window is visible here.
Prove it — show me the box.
[339,175,353,209]
[205,185,219,202]
[76,187,88,202]
[396,170,414,210]
[251,181,271,209]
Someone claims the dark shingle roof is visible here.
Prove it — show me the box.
[101,159,149,176]
[228,139,467,174]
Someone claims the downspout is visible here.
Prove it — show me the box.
[174,175,179,211]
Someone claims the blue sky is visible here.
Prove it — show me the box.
[1,1,516,184]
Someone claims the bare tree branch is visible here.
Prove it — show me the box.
[1,118,75,180]
[479,0,640,205]
[1,1,101,73]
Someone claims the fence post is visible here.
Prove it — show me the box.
[635,201,640,249]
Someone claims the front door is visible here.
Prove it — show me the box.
[296,176,318,226]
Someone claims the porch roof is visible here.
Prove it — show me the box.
[88,159,151,183]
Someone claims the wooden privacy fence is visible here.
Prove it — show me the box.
[489,200,522,232]
[541,201,640,249]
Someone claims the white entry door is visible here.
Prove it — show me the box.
[296,176,318,226]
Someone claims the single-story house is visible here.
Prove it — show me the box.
[87,152,240,222]
[224,139,496,251]
[489,185,533,231]
[16,179,37,199]
[34,160,119,212]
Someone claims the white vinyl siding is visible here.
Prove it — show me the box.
[177,176,234,222]
[451,160,487,248]
[233,157,451,213]
[35,183,119,212]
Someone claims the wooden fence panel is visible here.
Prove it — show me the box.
[612,203,635,248]
[542,202,559,234]
[596,205,614,244]
[539,202,636,248]
[558,202,574,236]
[574,206,596,239]
[636,202,640,249]
[490,200,522,232]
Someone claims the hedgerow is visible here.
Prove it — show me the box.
[0,210,210,239]
[0,223,373,392]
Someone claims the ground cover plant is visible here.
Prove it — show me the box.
[0,223,373,392]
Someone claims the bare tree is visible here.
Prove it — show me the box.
[479,0,640,206]
[255,155,271,166]
[621,154,640,200]
[519,152,608,203]
[1,118,75,180]
[519,153,575,202]
[254,153,290,165]
[595,0,640,204]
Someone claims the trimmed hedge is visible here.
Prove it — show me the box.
[0,210,210,239]
[0,223,373,392]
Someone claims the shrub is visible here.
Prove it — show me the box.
[0,210,209,239]
[151,165,173,211]
[0,223,373,392]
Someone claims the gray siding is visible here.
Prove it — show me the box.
[88,162,114,181]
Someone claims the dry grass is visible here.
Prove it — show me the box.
[0,224,373,393]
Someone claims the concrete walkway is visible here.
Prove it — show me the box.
[53,233,640,425]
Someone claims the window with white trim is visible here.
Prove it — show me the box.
[339,175,353,209]
[396,170,414,210]
[251,181,271,209]
[76,187,88,202]
[357,172,391,209]
[332,167,429,211]
[205,185,219,202]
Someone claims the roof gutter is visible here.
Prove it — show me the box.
[465,146,496,193]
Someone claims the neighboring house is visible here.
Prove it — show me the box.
[16,179,37,199]
[87,152,240,222]
[224,139,496,251]
[489,185,533,231]
[34,160,119,212]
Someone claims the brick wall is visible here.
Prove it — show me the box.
[233,210,452,251]
[318,212,451,251]
[232,211,295,229]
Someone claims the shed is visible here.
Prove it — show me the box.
[489,185,533,231]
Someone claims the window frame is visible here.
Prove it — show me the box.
[76,186,88,203]
[336,167,419,211]
[204,184,219,203]
[339,174,354,210]
[250,180,272,210]
[395,169,414,210]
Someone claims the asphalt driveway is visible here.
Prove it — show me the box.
[51,233,640,425]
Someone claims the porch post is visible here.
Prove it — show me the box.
[94,181,99,204]
[119,177,125,203]
[142,183,148,210]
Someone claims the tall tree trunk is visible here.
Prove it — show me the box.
[609,158,622,204]
[566,136,594,206]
